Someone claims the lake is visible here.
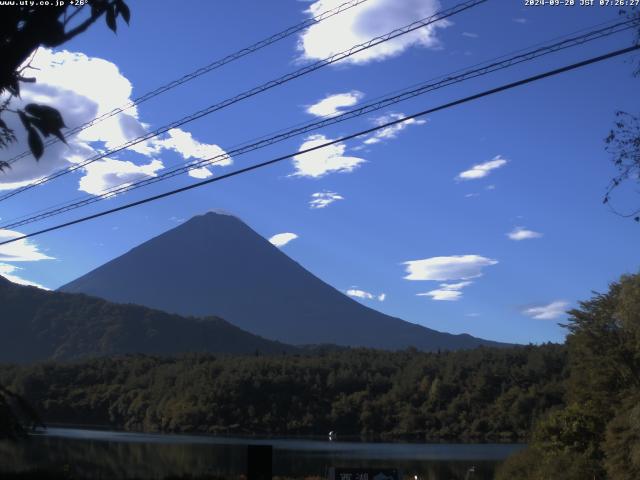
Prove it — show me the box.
[0,428,525,479]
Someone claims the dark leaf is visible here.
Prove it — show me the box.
[50,128,66,144]
[0,118,7,131]
[91,0,107,17]
[29,118,51,138]
[0,161,10,173]
[25,104,67,129]
[17,110,31,130]
[106,4,117,32]
[27,127,44,160]
[40,19,65,46]
[116,0,130,24]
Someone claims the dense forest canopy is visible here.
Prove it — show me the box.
[0,344,566,441]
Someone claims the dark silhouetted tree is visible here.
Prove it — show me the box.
[0,0,130,438]
[603,7,640,221]
[497,272,640,480]
[0,0,130,170]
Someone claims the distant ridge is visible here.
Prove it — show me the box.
[60,212,509,351]
[0,275,297,363]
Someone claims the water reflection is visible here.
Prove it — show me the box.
[0,428,524,479]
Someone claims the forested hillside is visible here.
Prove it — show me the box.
[0,345,566,440]
[0,275,297,363]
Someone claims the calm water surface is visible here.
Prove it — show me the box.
[0,428,525,479]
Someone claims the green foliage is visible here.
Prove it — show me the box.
[603,395,640,480]
[0,344,566,440]
[499,272,640,479]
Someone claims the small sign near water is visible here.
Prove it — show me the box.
[329,467,401,480]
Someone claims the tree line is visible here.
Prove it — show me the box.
[0,343,566,441]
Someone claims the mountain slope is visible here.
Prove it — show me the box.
[0,275,297,363]
[60,211,507,350]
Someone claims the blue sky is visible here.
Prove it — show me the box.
[0,0,638,344]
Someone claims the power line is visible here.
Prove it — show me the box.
[1,44,637,248]
[0,0,487,203]
[4,0,372,166]
[1,17,635,231]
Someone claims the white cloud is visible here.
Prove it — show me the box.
[0,49,230,195]
[0,49,144,190]
[188,167,214,179]
[298,0,448,64]
[466,312,480,317]
[309,190,344,209]
[292,134,365,178]
[507,226,543,241]
[149,128,231,179]
[417,280,472,301]
[346,288,386,302]
[513,18,527,24]
[462,32,479,38]
[0,263,48,289]
[403,255,498,281]
[456,155,508,181]
[0,229,53,262]
[362,113,426,145]
[78,158,164,196]
[269,232,298,247]
[523,301,568,320]
[0,229,52,289]
[306,91,363,117]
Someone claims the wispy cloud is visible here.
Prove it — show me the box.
[523,301,569,320]
[150,128,231,179]
[291,134,365,178]
[403,255,498,281]
[507,226,542,241]
[456,155,508,181]
[462,32,479,38]
[362,113,426,146]
[269,232,298,248]
[513,18,527,24]
[298,0,448,65]
[0,229,52,289]
[0,263,48,289]
[310,190,344,209]
[78,158,164,196]
[0,229,53,262]
[346,288,386,302]
[306,91,364,117]
[418,281,473,301]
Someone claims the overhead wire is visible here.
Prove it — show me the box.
[0,0,488,203]
[4,0,372,166]
[1,17,636,231]
[1,43,637,247]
